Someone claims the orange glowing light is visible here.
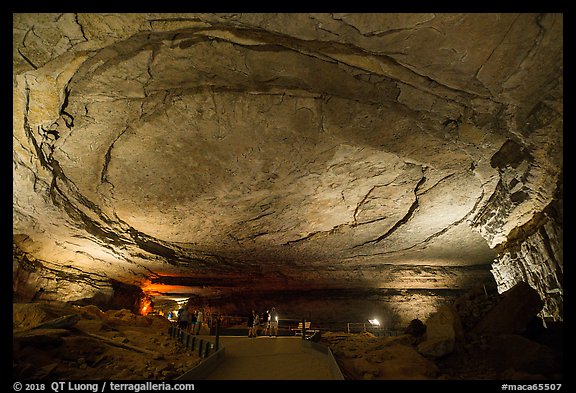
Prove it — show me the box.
[140,276,204,298]
[141,282,192,294]
[139,296,153,316]
[139,276,203,315]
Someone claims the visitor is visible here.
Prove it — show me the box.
[269,307,279,337]
[177,305,188,331]
[189,309,197,333]
[247,310,255,337]
[261,309,270,336]
[195,309,204,335]
[250,310,260,338]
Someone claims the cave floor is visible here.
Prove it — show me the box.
[204,336,335,380]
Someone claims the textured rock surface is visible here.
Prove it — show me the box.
[322,332,440,380]
[321,283,562,380]
[13,302,202,380]
[490,193,563,320]
[472,281,544,336]
[417,304,464,358]
[13,14,562,321]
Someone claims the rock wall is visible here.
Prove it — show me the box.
[490,186,563,320]
[12,241,114,304]
[12,13,563,321]
[470,91,563,321]
[13,242,147,314]
[183,286,500,330]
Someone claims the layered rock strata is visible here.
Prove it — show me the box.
[13,13,563,320]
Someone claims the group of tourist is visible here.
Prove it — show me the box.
[177,305,205,335]
[248,307,279,337]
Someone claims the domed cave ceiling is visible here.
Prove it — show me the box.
[13,13,563,324]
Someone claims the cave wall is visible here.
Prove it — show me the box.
[13,242,147,314]
[470,93,563,320]
[491,186,563,320]
[12,241,114,304]
[184,287,485,330]
[12,13,563,320]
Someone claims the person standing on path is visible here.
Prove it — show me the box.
[269,307,279,337]
[195,309,204,335]
[177,305,189,331]
[247,310,255,337]
[250,310,260,337]
[260,309,269,336]
[188,309,197,333]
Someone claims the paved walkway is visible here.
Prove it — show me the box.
[205,336,337,380]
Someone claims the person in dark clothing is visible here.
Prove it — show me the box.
[189,310,197,333]
[250,310,260,337]
[247,310,255,337]
[261,309,270,336]
[177,306,189,331]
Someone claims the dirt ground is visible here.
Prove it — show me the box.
[13,302,203,380]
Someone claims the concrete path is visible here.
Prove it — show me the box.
[205,336,337,380]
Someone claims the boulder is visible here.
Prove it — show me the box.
[13,303,49,331]
[480,334,561,377]
[472,281,543,336]
[404,318,426,337]
[453,284,502,330]
[77,304,105,319]
[417,304,463,358]
[104,309,153,327]
[368,343,440,379]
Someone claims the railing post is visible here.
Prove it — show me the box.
[167,324,223,359]
[215,315,220,351]
[301,318,306,340]
[198,339,204,357]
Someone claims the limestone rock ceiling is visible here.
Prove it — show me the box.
[13,13,563,302]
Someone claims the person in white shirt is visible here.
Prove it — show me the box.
[195,309,204,335]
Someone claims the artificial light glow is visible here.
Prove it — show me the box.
[368,318,380,326]
[141,282,200,296]
[173,298,191,305]
[275,316,278,321]
[138,296,153,316]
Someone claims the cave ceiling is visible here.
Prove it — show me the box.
[12,13,563,302]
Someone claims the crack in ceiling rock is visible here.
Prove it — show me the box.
[13,14,562,321]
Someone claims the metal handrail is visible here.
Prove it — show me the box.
[345,322,402,336]
[168,323,220,358]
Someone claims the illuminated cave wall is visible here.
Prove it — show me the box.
[13,242,147,314]
[491,191,563,320]
[12,13,563,323]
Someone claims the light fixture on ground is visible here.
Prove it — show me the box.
[368,318,380,326]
